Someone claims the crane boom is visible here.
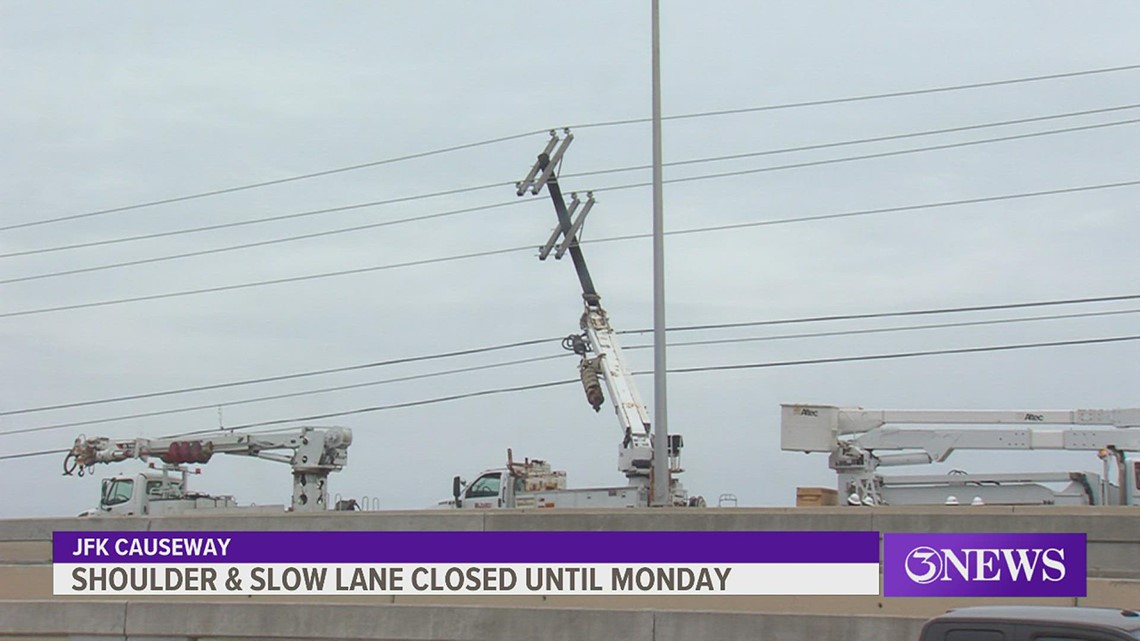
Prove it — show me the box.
[820,407,1140,437]
[782,405,1140,452]
[581,306,651,436]
[577,304,655,481]
[64,426,352,512]
[782,403,1140,506]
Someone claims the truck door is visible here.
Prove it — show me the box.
[100,477,140,516]
[462,472,504,509]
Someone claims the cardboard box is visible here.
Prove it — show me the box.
[796,486,839,507]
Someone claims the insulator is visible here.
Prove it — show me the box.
[579,359,604,412]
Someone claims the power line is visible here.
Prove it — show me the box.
[2,331,1134,457]
[567,103,1140,180]
[0,180,515,260]
[0,132,543,233]
[4,305,1133,439]
[0,201,527,286]
[31,332,1135,443]
[4,176,1138,317]
[593,116,1140,193]
[620,293,1140,335]
[0,244,533,319]
[570,63,1140,130]
[1,293,1134,423]
[213,378,583,432]
[0,336,558,417]
[0,323,1130,458]
[6,61,1138,236]
[0,354,566,438]
[623,308,1140,350]
[595,179,1140,248]
[664,335,1140,375]
[183,333,1140,430]
[6,102,1137,264]
[0,448,69,462]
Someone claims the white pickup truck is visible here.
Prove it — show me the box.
[437,456,697,509]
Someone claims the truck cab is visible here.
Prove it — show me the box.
[80,471,238,517]
[439,458,648,510]
[443,459,569,509]
[445,468,514,509]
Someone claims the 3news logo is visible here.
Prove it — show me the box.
[903,545,1066,584]
[883,533,1086,597]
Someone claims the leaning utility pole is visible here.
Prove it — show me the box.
[515,131,693,507]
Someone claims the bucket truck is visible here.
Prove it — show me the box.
[781,403,1140,506]
[441,131,701,509]
[64,426,353,516]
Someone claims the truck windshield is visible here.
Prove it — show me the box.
[102,479,134,506]
[466,474,501,498]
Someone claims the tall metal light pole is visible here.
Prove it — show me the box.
[650,0,670,507]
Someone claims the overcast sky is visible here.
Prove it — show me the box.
[1,2,1138,517]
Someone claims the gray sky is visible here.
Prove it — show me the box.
[2,2,1138,517]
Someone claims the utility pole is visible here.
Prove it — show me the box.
[650,0,670,507]
[516,131,691,505]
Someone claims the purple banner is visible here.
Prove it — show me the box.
[883,533,1086,597]
[54,530,879,564]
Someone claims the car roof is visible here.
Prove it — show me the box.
[932,606,1140,632]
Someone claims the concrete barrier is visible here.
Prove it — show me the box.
[0,600,126,637]
[0,600,928,641]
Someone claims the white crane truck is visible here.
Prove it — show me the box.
[64,426,353,516]
[441,131,700,509]
[781,403,1140,506]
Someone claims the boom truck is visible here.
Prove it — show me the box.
[64,426,353,516]
[781,403,1140,506]
[441,131,701,509]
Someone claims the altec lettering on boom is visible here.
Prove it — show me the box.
[72,537,231,558]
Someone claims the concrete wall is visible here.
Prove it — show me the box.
[0,600,930,641]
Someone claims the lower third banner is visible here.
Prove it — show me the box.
[53,531,880,596]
